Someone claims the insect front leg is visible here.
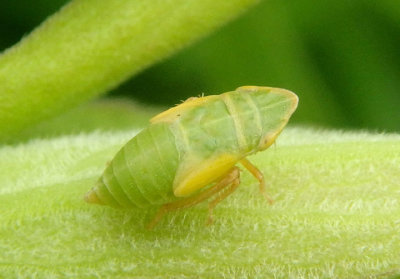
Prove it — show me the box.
[240,158,274,204]
[147,167,241,230]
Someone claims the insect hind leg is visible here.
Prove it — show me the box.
[206,176,240,225]
[146,167,241,230]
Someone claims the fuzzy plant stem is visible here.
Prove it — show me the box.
[0,127,399,278]
[0,0,259,142]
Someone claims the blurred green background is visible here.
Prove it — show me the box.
[1,0,399,132]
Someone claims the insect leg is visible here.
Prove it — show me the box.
[240,158,274,204]
[206,176,240,225]
[147,167,240,230]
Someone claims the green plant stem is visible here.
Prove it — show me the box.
[1,127,399,278]
[0,0,258,142]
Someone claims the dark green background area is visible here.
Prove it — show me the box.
[1,0,399,132]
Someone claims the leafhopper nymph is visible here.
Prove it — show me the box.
[85,86,298,228]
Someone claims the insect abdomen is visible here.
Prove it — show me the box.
[89,123,180,208]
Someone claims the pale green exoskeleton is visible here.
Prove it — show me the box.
[85,86,298,228]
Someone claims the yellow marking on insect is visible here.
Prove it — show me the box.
[174,120,191,155]
[220,94,247,150]
[236,85,271,93]
[237,85,299,106]
[147,167,240,230]
[259,90,298,150]
[150,94,220,124]
[173,153,239,197]
[242,93,263,138]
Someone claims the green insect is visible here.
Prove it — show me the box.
[85,86,298,229]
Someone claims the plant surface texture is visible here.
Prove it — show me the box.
[1,126,399,278]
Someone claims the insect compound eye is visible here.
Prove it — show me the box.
[262,137,268,146]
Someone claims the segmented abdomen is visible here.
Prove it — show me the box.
[93,123,180,208]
